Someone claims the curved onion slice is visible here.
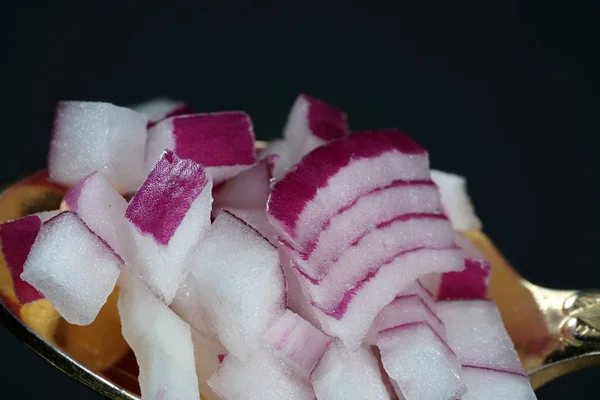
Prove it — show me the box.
[268,129,430,249]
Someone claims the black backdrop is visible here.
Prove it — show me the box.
[0,2,597,399]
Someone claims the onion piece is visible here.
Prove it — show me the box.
[284,94,348,150]
[213,155,276,211]
[192,331,227,400]
[312,246,464,348]
[461,366,537,400]
[431,169,482,231]
[372,285,447,342]
[294,214,456,296]
[267,129,430,250]
[373,285,465,400]
[281,256,322,329]
[295,181,441,277]
[263,95,348,181]
[261,139,294,181]
[220,208,322,328]
[131,97,193,128]
[49,101,148,193]
[311,339,391,400]
[171,275,225,400]
[125,150,213,304]
[146,112,257,183]
[64,172,129,260]
[21,212,122,325]
[189,210,285,358]
[378,322,466,400]
[282,94,349,167]
[0,211,60,304]
[208,347,316,400]
[263,309,332,376]
[222,208,278,246]
[420,234,491,301]
[118,268,200,400]
[436,300,526,376]
[170,274,212,336]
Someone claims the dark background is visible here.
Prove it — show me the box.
[0,1,597,398]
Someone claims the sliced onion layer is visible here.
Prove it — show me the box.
[311,246,463,348]
[268,129,430,249]
[298,182,441,276]
[296,215,456,305]
[372,285,446,343]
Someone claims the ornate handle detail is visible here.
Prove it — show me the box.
[518,288,600,389]
[562,291,600,343]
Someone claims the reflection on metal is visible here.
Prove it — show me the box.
[0,301,138,400]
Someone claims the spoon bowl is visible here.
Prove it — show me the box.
[0,149,598,398]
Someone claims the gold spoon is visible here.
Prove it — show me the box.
[0,147,597,398]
